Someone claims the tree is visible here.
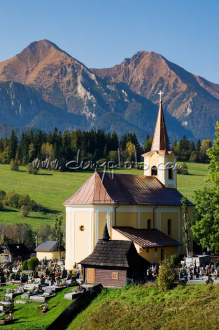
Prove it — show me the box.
[8,130,18,160]
[38,224,51,242]
[192,186,219,252]
[54,216,63,261]
[157,257,179,291]
[192,122,219,253]
[126,141,136,162]
[27,257,39,271]
[144,134,152,152]
[200,139,212,162]
[207,121,219,185]
[181,197,191,257]
[41,142,53,161]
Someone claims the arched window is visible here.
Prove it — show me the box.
[147,219,151,229]
[168,219,171,235]
[151,166,157,176]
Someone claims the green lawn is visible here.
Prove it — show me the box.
[68,283,219,330]
[0,285,74,330]
[0,162,210,230]
[177,162,211,202]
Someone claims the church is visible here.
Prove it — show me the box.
[64,93,194,270]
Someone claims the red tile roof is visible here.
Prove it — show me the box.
[113,227,181,248]
[63,172,194,206]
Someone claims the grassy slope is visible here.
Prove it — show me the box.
[0,163,210,230]
[0,285,74,330]
[68,284,219,330]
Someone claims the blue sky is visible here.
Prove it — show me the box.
[0,0,218,83]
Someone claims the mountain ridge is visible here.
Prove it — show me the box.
[0,40,218,141]
[91,50,219,140]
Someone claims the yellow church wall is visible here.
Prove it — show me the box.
[74,211,90,264]
[140,212,155,228]
[98,212,107,239]
[37,251,65,261]
[116,212,138,227]
[92,211,96,250]
[65,209,73,270]
[149,153,163,178]
[139,246,179,263]
[112,228,130,241]
[160,212,179,241]
[110,212,113,237]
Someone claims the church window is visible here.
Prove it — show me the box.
[147,219,151,229]
[112,272,119,280]
[168,219,171,235]
[79,225,85,231]
[151,166,157,176]
[147,248,149,253]
[154,248,158,257]
[168,168,173,180]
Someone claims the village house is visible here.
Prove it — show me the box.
[35,241,65,261]
[0,243,29,263]
[64,94,194,270]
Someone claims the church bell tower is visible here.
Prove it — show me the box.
[142,91,177,188]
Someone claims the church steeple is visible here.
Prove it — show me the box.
[151,92,170,153]
[142,91,177,189]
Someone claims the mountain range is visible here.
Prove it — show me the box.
[0,39,218,142]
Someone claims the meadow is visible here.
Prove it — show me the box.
[0,162,210,231]
[68,283,219,330]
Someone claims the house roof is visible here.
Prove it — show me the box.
[63,172,194,206]
[80,239,150,268]
[112,227,181,248]
[151,101,170,153]
[2,244,29,257]
[35,241,65,252]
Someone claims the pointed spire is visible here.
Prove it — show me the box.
[151,97,170,153]
[101,223,110,241]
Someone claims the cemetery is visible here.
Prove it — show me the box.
[0,251,218,328]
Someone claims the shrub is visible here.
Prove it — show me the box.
[26,163,39,174]
[10,159,19,171]
[0,190,6,201]
[27,257,39,270]
[21,205,30,217]
[0,202,3,210]
[5,191,20,208]
[22,259,28,271]
[18,194,31,208]
[168,254,180,266]
[157,257,179,292]
[177,163,189,175]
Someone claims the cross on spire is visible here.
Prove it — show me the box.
[158,90,163,102]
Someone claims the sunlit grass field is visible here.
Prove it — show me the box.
[67,284,219,330]
[0,162,210,231]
